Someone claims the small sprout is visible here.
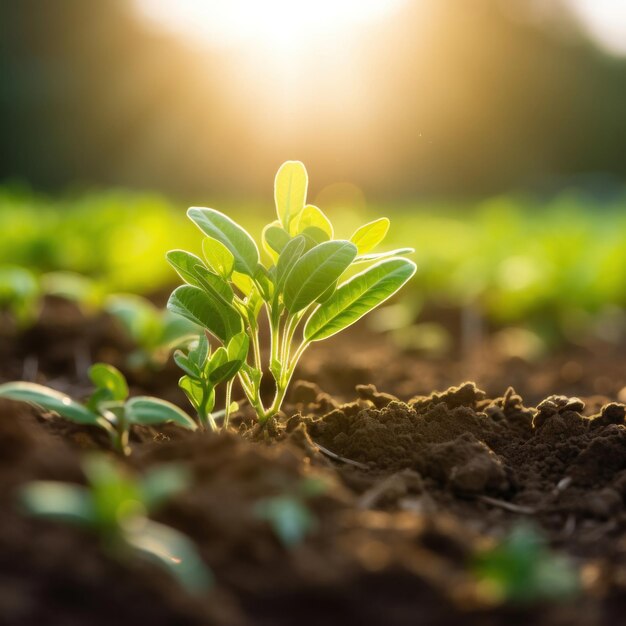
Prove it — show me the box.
[105,294,199,369]
[254,476,328,547]
[0,265,41,327]
[0,364,197,455]
[20,455,212,594]
[167,161,416,426]
[40,271,105,310]
[472,524,580,605]
[175,331,245,431]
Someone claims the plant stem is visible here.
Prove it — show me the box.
[112,424,130,456]
[224,379,234,430]
[238,371,266,419]
[261,339,311,423]
[198,390,217,432]
[251,328,262,372]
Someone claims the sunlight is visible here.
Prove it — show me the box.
[135,0,407,52]
[567,0,626,56]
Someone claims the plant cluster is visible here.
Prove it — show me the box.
[20,455,211,593]
[174,332,245,431]
[0,364,196,455]
[167,161,416,424]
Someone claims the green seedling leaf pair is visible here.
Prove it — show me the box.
[175,332,246,431]
[20,455,211,594]
[0,364,196,455]
[473,524,580,605]
[254,476,329,547]
[0,265,41,328]
[105,294,199,369]
[0,267,106,330]
[167,161,416,425]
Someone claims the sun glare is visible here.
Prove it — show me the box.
[567,0,626,56]
[135,0,407,52]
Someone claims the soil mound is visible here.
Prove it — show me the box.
[304,383,626,521]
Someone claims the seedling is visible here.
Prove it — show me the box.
[473,524,580,605]
[0,363,197,455]
[105,294,199,369]
[41,271,105,310]
[0,265,40,327]
[167,161,416,425]
[254,476,328,547]
[20,455,211,593]
[174,331,245,431]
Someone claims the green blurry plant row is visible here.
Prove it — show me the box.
[2,186,625,337]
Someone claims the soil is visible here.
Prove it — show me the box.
[1,297,626,625]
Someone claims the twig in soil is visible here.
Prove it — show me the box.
[554,476,572,494]
[311,441,369,470]
[477,495,536,515]
[22,355,39,381]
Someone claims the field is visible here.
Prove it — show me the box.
[1,184,626,625]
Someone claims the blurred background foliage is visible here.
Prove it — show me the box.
[2,0,626,197]
[1,0,625,354]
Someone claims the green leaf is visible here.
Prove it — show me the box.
[353,247,414,264]
[263,222,291,258]
[188,333,210,367]
[192,264,235,304]
[209,360,243,385]
[253,264,274,301]
[166,250,206,288]
[173,351,199,378]
[276,236,305,293]
[124,519,213,594]
[0,382,100,425]
[20,482,96,526]
[317,280,337,303]
[208,346,228,372]
[105,294,162,348]
[255,496,316,547]
[227,332,249,362]
[88,364,129,402]
[202,236,235,279]
[301,226,330,248]
[179,376,211,412]
[140,465,190,512]
[125,396,197,430]
[283,240,357,313]
[274,161,308,233]
[231,271,255,297]
[187,207,259,277]
[350,218,390,254]
[159,314,199,350]
[241,363,262,387]
[167,286,243,343]
[296,205,333,239]
[304,258,417,341]
[82,456,142,525]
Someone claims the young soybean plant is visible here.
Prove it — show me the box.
[0,364,197,455]
[174,331,246,431]
[167,161,416,425]
[20,455,211,593]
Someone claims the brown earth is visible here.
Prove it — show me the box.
[1,298,626,625]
